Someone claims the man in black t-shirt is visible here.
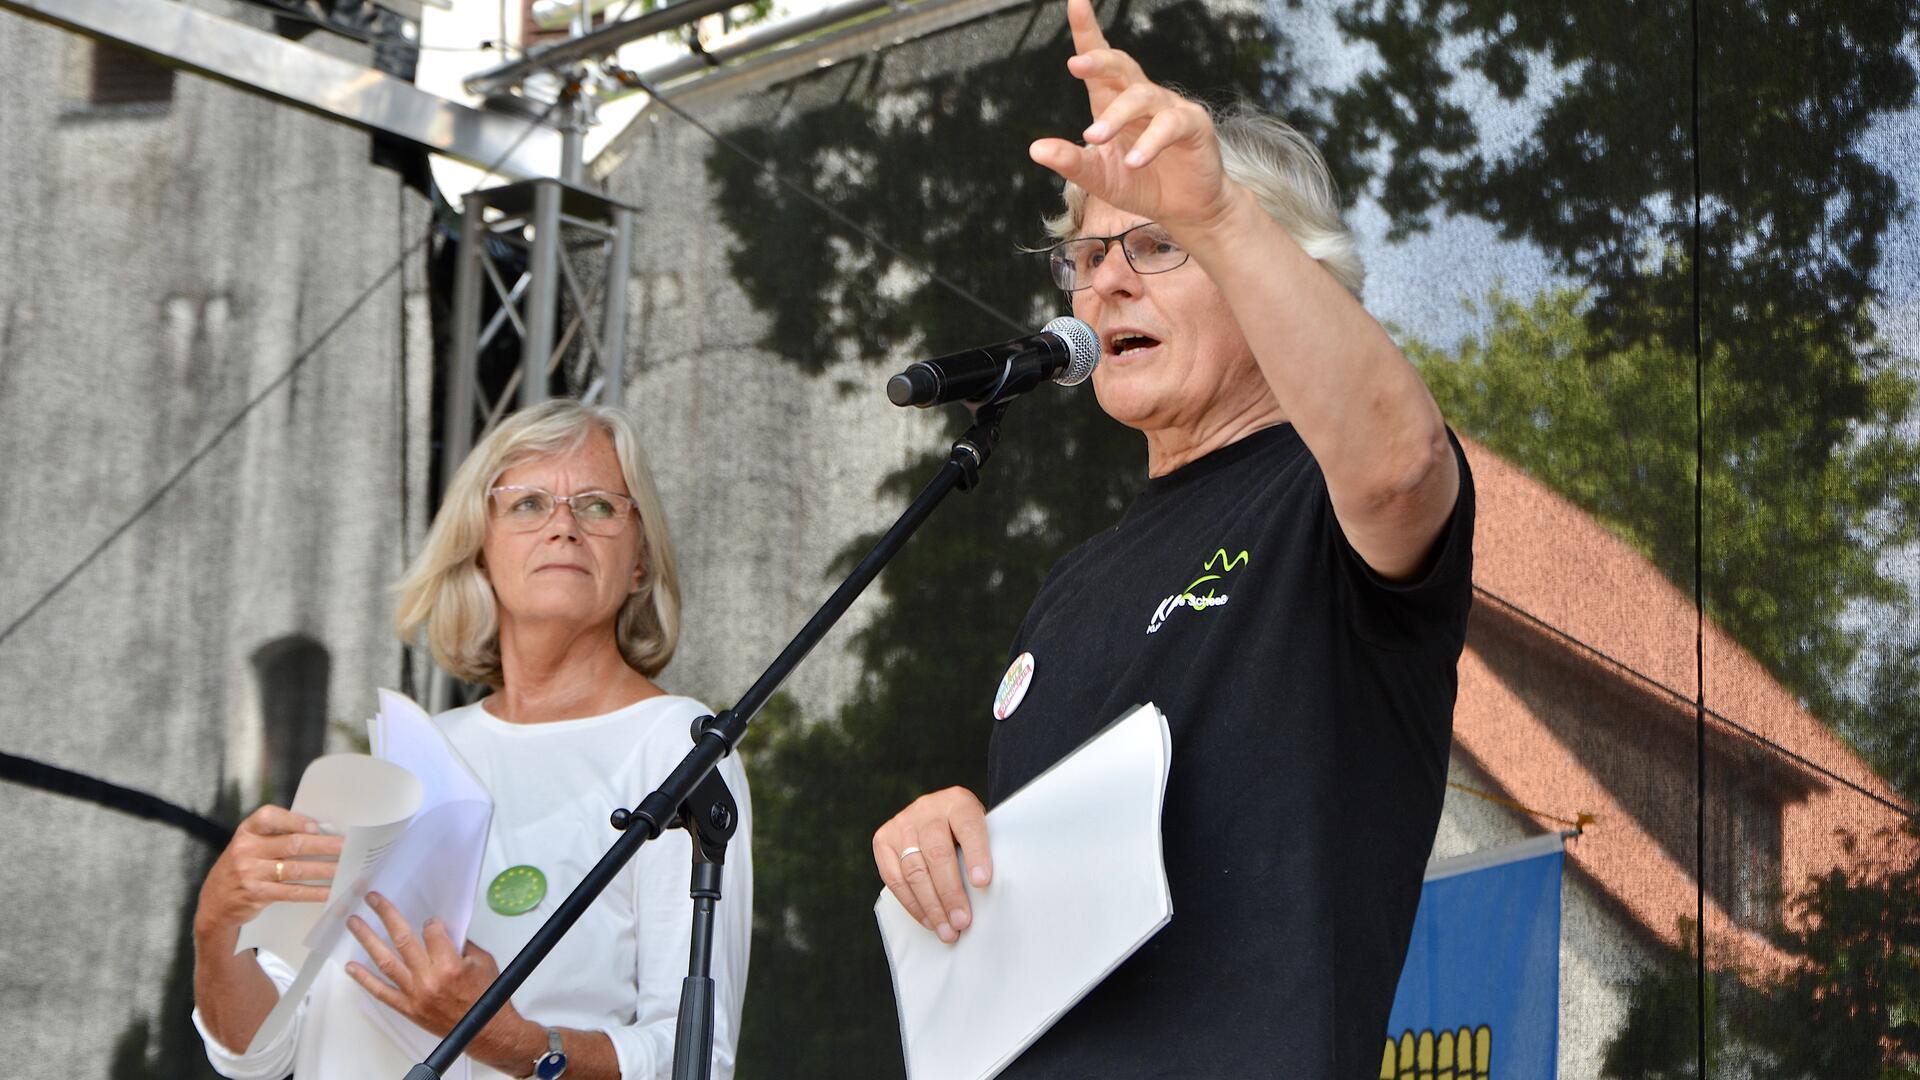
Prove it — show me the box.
[871,1,1472,1075]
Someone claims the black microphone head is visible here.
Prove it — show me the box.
[1043,316,1100,386]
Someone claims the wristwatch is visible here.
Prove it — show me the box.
[532,1028,567,1079]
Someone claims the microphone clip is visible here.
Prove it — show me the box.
[951,399,1011,491]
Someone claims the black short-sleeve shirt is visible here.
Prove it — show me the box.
[985,423,1475,1079]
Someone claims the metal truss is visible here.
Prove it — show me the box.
[442,178,637,489]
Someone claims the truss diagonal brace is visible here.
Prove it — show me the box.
[3,0,562,181]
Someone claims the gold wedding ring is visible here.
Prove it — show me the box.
[274,859,285,883]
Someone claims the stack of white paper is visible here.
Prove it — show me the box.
[239,689,492,1064]
[875,702,1174,1080]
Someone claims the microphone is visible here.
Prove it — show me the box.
[886,316,1100,408]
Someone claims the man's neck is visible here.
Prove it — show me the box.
[1142,398,1287,477]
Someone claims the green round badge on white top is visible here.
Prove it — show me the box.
[488,864,547,916]
[993,652,1035,720]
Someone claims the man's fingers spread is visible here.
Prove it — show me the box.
[1086,83,1169,143]
[1030,139,1091,184]
[1068,48,1142,86]
[1124,107,1202,169]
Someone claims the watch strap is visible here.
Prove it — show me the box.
[532,1028,567,1080]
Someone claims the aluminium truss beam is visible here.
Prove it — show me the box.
[2,0,563,181]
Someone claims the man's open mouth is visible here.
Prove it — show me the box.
[1108,333,1161,356]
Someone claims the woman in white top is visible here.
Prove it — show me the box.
[191,399,752,1079]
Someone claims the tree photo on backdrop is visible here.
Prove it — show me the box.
[1318,1,1920,1072]
[710,0,1920,1074]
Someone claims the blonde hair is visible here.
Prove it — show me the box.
[1043,103,1366,298]
[393,399,681,686]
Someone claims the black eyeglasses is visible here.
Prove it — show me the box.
[1042,221,1191,292]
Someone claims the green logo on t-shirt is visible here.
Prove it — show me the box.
[1146,548,1248,634]
[488,864,548,915]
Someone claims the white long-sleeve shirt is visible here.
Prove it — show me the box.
[195,694,753,1080]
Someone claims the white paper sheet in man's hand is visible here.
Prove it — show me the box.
[875,702,1173,1080]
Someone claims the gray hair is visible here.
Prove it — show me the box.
[1044,103,1366,298]
[393,399,682,686]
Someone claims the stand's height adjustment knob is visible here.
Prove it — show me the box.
[690,713,718,742]
[610,807,633,831]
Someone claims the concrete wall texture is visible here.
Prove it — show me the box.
[0,4,432,1068]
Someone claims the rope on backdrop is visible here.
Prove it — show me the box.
[1445,780,1596,833]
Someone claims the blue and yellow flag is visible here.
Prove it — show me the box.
[1382,833,1565,1079]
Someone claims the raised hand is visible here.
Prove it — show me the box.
[1027,0,1241,232]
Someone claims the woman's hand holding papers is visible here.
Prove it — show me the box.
[873,786,995,943]
[344,892,536,1070]
[192,805,344,1052]
[196,805,342,929]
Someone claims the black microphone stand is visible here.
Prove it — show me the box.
[404,400,1013,1080]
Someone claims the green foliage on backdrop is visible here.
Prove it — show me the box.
[1321,0,1920,747]
[1328,1,1920,1071]
[1409,288,1920,801]
[1603,823,1920,1079]
[708,0,1920,1074]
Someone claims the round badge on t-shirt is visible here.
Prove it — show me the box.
[487,864,547,915]
[993,652,1035,720]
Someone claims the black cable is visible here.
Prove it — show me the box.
[398,176,418,704]
[616,68,1028,337]
[1690,0,1708,1068]
[1473,585,1916,822]
[0,243,421,653]
[0,752,229,849]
